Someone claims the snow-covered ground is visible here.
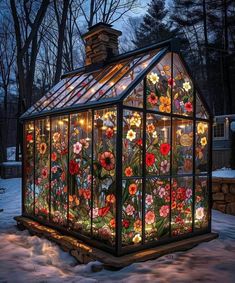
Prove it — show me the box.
[212,168,235,178]
[0,178,235,283]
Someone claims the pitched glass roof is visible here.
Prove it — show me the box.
[21,46,168,119]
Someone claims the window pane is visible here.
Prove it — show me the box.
[213,123,224,138]
[24,122,35,215]
[172,119,193,175]
[35,118,50,220]
[196,93,209,119]
[146,114,171,176]
[171,177,193,236]
[195,121,209,173]
[172,53,193,116]
[194,176,209,230]
[50,116,68,225]
[123,110,143,177]
[123,82,143,108]
[92,108,117,246]
[146,53,171,113]
[122,179,142,246]
[145,178,170,242]
[69,112,92,234]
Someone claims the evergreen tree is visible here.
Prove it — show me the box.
[133,0,175,48]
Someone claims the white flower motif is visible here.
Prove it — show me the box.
[132,234,142,244]
[73,142,82,154]
[148,72,159,84]
[195,207,204,220]
[126,129,136,141]
[183,81,191,92]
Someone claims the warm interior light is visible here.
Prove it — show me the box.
[58,120,64,125]
[69,85,74,90]
[79,119,85,125]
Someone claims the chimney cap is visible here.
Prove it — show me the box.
[82,22,122,39]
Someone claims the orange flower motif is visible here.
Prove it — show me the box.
[159,96,171,113]
[124,167,133,177]
[128,183,137,195]
[106,194,116,203]
[39,143,47,154]
[134,219,142,232]
[51,152,57,162]
[69,195,73,202]
[109,218,116,228]
[145,210,155,225]
[147,123,155,133]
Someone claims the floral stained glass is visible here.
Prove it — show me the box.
[92,108,117,245]
[194,176,209,229]
[172,53,194,116]
[68,112,92,234]
[24,122,35,214]
[146,114,171,176]
[123,82,143,108]
[146,53,172,113]
[35,119,50,220]
[171,177,193,236]
[50,116,68,225]
[195,121,209,173]
[122,179,142,246]
[145,178,170,241]
[172,119,193,175]
[123,110,143,177]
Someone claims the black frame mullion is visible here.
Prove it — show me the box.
[192,86,196,233]
[33,120,36,216]
[142,78,147,244]
[91,109,94,237]
[67,115,70,227]
[49,117,52,222]
[116,103,123,255]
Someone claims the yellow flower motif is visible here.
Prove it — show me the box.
[147,72,159,84]
[183,81,191,92]
[129,112,141,127]
[132,233,142,244]
[200,137,207,147]
[147,123,155,133]
[197,122,206,134]
[126,129,136,141]
[159,96,171,113]
[152,131,158,139]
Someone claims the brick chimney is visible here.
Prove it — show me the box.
[82,22,122,66]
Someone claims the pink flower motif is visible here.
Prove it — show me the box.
[158,187,166,198]
[186,188,192,199]
[146,194,153,205]
[92,208,99,218]
[145,210,155,224]
[51,166,58,173]
[87,174,92,184]
[159,205,170,217]
[73,142,82,154]
[126,204,135,216]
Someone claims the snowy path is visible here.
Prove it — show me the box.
[0,178,235,283]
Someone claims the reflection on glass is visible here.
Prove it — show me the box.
[123,110,143,177]
[171,177,193,236]
[146,114,171,176]
[172,118,193,174]
[196,93,209,119]
[145,178,170,242]
[35,118,50,220]
[146,53,172,113]
[69,112,92,234]
[172,53,194,116]
[122,179,142,246]
[24,121,35,215]
[92,108,117,246]
[123,82,143,108]
[50,116,68,226]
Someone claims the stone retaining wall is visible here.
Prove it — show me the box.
[212,178,235,215]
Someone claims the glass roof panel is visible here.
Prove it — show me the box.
[196,92,209,119]
[21,47,168,119]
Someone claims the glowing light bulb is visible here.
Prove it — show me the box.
[69,85,74,90]
[79,119,85,125]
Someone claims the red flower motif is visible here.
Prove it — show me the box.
[185,101,193,112]
[146,153,155,167]
[51,152,57,162]
[109,218,116,228]
[122,219,130,228]
[42,168,48,179]
[105,127,114,139]
[148,92,158,105]
[99,151,115,171]
[98,206,110,217]
[83,189,91,200]
[167,78,175,87]
[128,183,137,195]
[160,143,171,155]
[69,160,79,175]
[26,134,33,142]
[176,187,186,201]
[124,167,133,177]
[136,138,143,146]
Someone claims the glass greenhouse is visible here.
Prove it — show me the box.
[21,40,212,256]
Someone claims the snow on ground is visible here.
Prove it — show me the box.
[212,167,235,178]
[0,178,235,283]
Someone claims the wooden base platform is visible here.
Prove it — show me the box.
[14,216,218,269]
